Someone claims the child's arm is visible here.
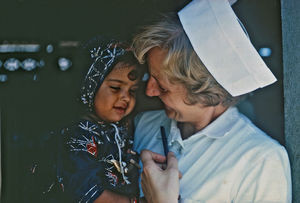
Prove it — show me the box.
[94,190,147,203]
[93,190,130,203]
[63,120,140,202]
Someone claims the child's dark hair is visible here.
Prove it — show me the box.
[113,50,146,82]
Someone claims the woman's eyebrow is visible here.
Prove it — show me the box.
[151,75,161,84]
[152,75,166,88]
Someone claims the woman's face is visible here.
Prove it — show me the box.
[94,63,139,122]
[146,47,224,130]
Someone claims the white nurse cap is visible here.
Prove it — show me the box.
[178,0,277,96]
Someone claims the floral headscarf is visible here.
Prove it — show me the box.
[80,39,129,111]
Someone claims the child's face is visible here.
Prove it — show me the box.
[93,63,139,122]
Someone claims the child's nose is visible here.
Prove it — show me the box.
[120,90,130,102]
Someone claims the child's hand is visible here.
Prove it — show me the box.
[98,149,140,198]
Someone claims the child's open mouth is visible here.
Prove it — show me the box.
[113,106,126,114]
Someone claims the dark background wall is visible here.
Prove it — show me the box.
[0,0,284,202]
[281,0,300,202]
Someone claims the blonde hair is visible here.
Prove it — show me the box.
[132,14,242,107]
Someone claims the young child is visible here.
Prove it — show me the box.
[28,38,144,203]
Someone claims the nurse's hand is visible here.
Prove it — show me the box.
[140,150,180,203]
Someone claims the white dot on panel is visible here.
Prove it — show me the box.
[142,72,149,81]
[259,47,272,57]
[0,74,8,82]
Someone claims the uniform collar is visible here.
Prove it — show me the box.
[193,106,239,139]
[156,107,240,150]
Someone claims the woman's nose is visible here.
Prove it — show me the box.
[146,76,161,97]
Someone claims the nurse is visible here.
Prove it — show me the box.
[133,0,292,202]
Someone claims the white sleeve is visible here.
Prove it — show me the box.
[234,146,292,203]
[133,112,144,129]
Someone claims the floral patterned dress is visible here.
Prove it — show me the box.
[28,115,140,203]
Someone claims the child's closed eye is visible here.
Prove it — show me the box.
[129,88,138,96]
[130,84,140,94]
[110,86,120,91]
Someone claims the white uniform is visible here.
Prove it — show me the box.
[133,107,291,202]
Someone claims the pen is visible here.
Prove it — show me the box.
[161,127,181,200]
[160,126,169,158]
